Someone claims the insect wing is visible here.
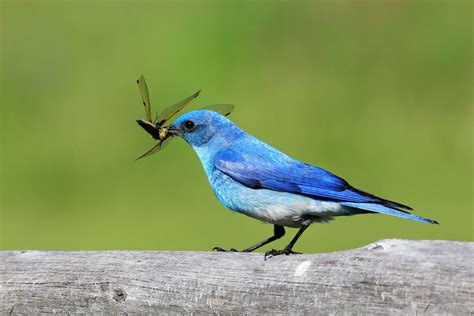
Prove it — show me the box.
[200,104,235,117]
[155,90,201,126]
[136,137,172,160]
[137,75,153,123]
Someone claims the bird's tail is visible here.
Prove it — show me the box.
[341,202,439,224]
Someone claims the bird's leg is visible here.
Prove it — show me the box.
[242,225,285,252]
[265,219,311,260]
[212,225,285,253]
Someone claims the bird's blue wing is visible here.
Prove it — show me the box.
[214,147,412,210]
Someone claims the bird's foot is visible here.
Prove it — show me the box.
[212,247,239,252]
[264,248,302,260]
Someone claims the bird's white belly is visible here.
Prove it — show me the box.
[209,170,347,228]
[249,198,342,227]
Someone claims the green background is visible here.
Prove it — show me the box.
[1,0,472,253]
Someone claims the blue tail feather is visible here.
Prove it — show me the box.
[341,202,439,224]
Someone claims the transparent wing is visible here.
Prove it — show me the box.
[137,75,153,123]
[136,137,173,160]
[200,104,235,117]
[155,90,201,126]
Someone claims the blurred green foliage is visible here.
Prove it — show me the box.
[1,0,472,252]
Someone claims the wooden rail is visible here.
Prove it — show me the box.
[1,239,473,314]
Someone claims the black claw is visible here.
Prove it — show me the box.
[264,248,302,260]
[286,249,302,255]
[212,247,238,252]
[264,249,282,260]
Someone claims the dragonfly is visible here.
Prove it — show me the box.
[136,75,235,160]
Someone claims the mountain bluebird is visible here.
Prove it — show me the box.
[166,110,438,258]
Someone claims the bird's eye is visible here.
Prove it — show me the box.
[183,120,196,131]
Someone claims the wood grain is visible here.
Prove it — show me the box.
[1,239,473,315]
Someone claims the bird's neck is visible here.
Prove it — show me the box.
[192,127,245,174]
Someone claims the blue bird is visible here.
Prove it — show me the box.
[165,110,438,258]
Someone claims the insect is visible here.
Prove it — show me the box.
[136,75,234,159]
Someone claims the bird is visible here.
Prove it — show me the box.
[164,110,438,259]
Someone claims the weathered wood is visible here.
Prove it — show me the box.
[1,239,473,315]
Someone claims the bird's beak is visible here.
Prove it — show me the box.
[167,126,182,137]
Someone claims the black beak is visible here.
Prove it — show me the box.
[167,126,182,137]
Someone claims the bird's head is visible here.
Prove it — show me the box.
[168,110,242,149]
